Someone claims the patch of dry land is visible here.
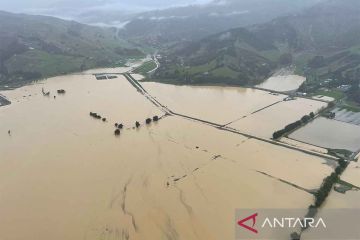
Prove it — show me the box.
[0,72,337,240]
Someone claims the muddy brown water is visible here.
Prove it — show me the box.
[0,73,335,240]
[256,74,305,92]
[229,98,326,139]
[142,82,286,125]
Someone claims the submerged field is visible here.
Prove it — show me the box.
[256,74,306,92]
[228,98,326,139]
[0,71,337,240]
[340,159,360,188]
[142,82,286,125]
[289,117,360,152]
[332,108,360,125]
[143,82,328,140]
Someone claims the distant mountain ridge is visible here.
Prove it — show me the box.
[115,0,323,46]
[0,11,143,88]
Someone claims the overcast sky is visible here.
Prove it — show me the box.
[0,0,213,13]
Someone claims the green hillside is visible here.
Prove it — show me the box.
[118,0,322,47]
[0,11,144,88]
[154,0,360,93]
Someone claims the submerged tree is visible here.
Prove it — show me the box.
[135,121,141,128]
[301,115,311,123]
[290,232,300,240]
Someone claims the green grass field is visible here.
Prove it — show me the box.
[211,67,238,78]
[314,89,345,100]
[133,61,157,75]
[6,50,90,76]
[340,100,360,112]
[187,61,216,75]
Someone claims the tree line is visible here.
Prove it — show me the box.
[313,158,348,208]
[273,112,315,139]
[291,158,349,240]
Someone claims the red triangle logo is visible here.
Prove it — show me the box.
[237,213,258,234]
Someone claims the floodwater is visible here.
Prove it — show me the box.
[332,108,360,125]
[131,74,145,81]
[256,73,305,92]
[142,82,285,125]
[228,98,326,139]
[0,73,334,240]
[280,138,329,155]
[152,118,334,191]
[289,117,360,152]
[341,161,360,187]
[301,152,360,239]
[83,57,150,75]
[300,188,360,240]
[322,185,360,209]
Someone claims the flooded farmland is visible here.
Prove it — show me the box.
[151,118,334,190]
[0,71,335,240]
[301,189,360,240]
[130,74,146,81]
[228,98,326,139]
[142,82,286,125]
[332,108,360,125]
[142,82,328,140]
[289,117,360,152]
[341,161,360,187]
[256,70,306,92]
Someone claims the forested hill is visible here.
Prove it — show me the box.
[117,0,322,46]
[154,0,360,89]
[0,11,143,88]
